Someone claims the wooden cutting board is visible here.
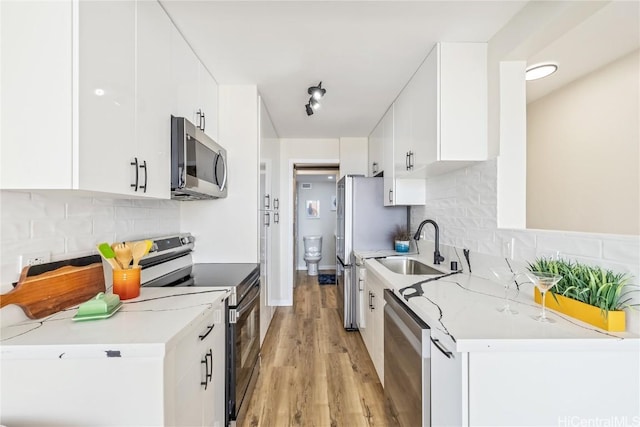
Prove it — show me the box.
[0,259,105,319]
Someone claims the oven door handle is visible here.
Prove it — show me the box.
[235,285,260,318]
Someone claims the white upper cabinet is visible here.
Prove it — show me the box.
[1,0,218,198]
[371,42,488,203]
[396,42,488,178]
[199,66,219,142]
[78,1,136,195]
[136,0,173,199]
[381,105,426,207]
[171,28,200,126]
[368,117,384,177]
[171,27,219,142]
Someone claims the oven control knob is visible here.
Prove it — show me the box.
[180,236,189,245]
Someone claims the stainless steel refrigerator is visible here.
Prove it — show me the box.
[336,175,408,330]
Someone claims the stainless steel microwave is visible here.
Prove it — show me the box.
[171,116,227,200]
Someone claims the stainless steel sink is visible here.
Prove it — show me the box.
[378,257,443,275]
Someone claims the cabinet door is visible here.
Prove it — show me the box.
[431,329,464,427]
[415,46,438,167]
[381,106,396,206]
[171,26,200,125]
[367,272,385,384]
[368,120,383,177]
[439,43,488,161]
[203,302,226,427]
[136,0,172,199]
[78,0,136,194]
[199,65,219,141]
[393,86,412,179]
[361,278,374,358]
[174,325,206,427]
[0,1,73,189]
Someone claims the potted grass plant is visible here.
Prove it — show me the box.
[528,257,638,331]
[392,225,412,253]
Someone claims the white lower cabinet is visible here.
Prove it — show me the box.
[0,299,227,427]
[362,264,387,384]
[171,301,226,427]
[430,328,465,427]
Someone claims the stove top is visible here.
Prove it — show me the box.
[191,263,259,287]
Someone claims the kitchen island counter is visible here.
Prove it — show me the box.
[362,252,639,352]
[0,287,230,359]
[359,250,640,426]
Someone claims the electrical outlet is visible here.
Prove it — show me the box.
[19,252,51,271]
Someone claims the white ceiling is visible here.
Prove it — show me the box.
[160,1,639,139]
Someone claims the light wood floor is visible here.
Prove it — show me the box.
[243,272,399,427]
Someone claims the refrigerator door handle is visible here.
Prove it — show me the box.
[337,255,349,267]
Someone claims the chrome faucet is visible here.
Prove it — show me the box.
[413,219,445,265]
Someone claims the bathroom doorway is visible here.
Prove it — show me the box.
[292,165,339,287]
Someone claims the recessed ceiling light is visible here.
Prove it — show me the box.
[328,176,334,180]
[525,63,558,81]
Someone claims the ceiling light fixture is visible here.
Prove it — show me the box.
[525,63,558,81]
[308,82,326,101]
[305,82,327,116]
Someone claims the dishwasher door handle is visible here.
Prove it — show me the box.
[431,337,453,359]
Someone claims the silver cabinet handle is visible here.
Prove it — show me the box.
[273,198,279,210]
[264,212,270,226]
[409,151,414,170]
[264,194,270,209]
[431,338,453,359]
[201,111,206,131]
[196,109,203,130]
[371,292,375,310]
[372,162,378,175]
[388,189,393,203]
[274,212,279,224]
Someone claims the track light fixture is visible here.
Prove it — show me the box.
[308,82,326,101]
[305,82,326,116]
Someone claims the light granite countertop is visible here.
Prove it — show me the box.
[0,287,230,359]
[360,249,639,352]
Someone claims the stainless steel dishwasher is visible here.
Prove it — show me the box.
[384,289,430,427]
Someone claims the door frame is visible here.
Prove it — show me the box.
[284,158,339,304]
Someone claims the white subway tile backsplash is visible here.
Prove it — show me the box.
[32,218,93,239]
[1,220,29,241]
[115,206,151,220]
[602,238,640,265]
[1,191,180,284]
[536,233,602,258]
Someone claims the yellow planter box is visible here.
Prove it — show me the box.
[534,288,626,332]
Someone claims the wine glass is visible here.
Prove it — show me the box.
[526,271,562,323]
[490,267,518,315]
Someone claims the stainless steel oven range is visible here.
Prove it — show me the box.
[135,233,260,427]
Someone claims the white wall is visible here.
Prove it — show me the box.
[180,85,259,263]
[275,138,339,305]
[410,158,640,334]
[296,180,336,271]
[527,50,639,235]
[0,190,180,324]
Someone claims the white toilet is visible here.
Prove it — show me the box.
[303,235,323,276]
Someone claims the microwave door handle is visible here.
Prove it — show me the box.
[217,151,227,191]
